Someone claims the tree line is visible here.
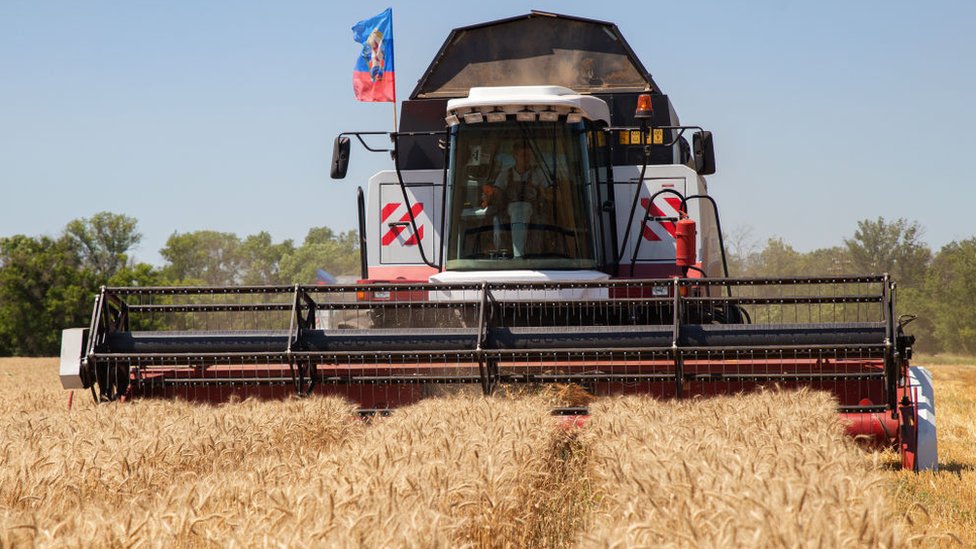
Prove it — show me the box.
[1,213,973,356]
[726,217,975,355]
[0,213,358,355]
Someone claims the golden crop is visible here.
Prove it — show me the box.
[582,392,896,547]
[1,358,972,547]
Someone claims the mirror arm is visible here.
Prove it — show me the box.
[338,131,394,153]
[340,130,450,153]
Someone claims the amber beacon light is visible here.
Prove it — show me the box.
[634,93,654,119]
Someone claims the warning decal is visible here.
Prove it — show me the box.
[639,196,683,241]
[380,202,424,246]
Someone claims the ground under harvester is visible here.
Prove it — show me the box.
[59,12,935,470]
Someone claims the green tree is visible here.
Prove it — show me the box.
[160,231,243,285]
[64,212,141,282]
[239,231,295,285]
[750,237,803,277]
[844,217,930,288]
[278,228,360,283]
[107,262,165,288]
[797,246,854,276]
[0,235,94,356]
[924,238,976,354]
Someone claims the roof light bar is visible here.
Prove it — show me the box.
[538,110,559,122]
[515,109,537,122]
[462,112,484,124]
[486,111,507,123]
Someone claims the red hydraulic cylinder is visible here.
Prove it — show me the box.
[675,218,697,268]
[840,412,899,447]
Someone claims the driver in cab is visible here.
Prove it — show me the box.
[485,140,551,258]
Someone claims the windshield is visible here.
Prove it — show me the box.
[445,121,596,270]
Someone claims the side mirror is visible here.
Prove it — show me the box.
[693,131,715,175]
[331,136,351,179]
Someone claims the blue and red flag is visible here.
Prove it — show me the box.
[352,8,395,102]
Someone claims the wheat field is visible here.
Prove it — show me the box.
[1,358,972,547]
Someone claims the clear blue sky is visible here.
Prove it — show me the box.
[2,1,974,264]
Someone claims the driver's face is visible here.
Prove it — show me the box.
[514,145,530,166]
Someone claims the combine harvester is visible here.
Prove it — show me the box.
[59,12,936,470]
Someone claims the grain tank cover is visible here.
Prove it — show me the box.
[410,11,659,99]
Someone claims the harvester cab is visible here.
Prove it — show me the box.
[59,11,936,471]
[346,86,715,285]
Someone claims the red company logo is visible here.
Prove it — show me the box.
[380,202,424,246]
[638,197,683,241]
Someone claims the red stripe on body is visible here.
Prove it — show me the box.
[639,197,685,241]
[381,202,400,222]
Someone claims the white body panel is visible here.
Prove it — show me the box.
[909,366,938,471]
[611,164,719,276]
[59,327,87,389]
[429,269,610,301]
[365,170,444,278]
